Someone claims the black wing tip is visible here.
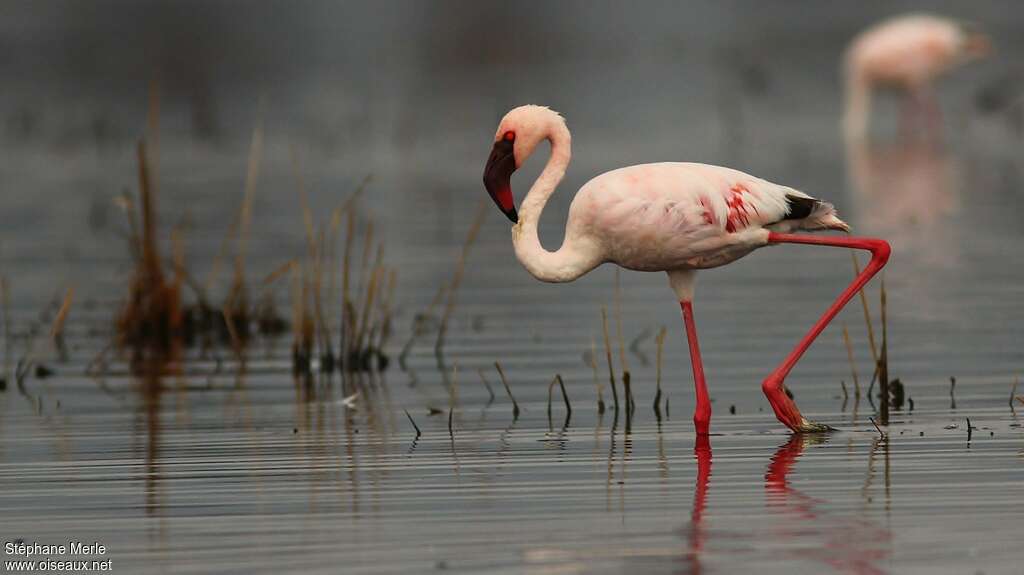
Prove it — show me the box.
[783,194,818,221]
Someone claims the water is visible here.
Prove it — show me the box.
[2,3,1024,573]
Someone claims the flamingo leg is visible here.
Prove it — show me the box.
[763,233,891,432]
[680,300,711,435]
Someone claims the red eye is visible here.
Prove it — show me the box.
[503,130,515,141]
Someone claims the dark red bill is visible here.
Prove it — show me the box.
[482,138,518,223]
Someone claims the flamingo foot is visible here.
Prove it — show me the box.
[763,378,834,433]
[794,419,835,433]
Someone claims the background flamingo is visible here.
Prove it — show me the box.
[483,105,891,434]
[843,13,991,140]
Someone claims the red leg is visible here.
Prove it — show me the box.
[681,301,711,435]
[763,233,891,432]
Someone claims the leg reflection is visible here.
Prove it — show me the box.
[765,434,819,520]
[765,434,891,575]
[682,434,712,574]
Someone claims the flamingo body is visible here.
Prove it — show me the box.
[847,14,971,88]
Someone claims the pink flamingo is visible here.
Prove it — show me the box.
[844,13,991,139]
[482,105,891,434]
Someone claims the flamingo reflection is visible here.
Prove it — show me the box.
[680,435,712,574]
[765,435,891,574]
[846,133,960,253]
[845,129,964,320]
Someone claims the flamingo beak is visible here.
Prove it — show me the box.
[483,139,518,223]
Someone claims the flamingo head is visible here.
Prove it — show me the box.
[483,127,518,223]
[483,105,563,224]
[959,22,993,59]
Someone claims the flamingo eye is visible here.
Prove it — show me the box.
[503,130,516,142]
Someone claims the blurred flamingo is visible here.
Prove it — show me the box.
[482,105,891,434]
[844,13,991,140]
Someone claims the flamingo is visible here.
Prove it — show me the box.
[482,105,891,434]
[843,13,991,139]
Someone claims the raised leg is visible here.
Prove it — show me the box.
[763,233,891,432]
[681,300,711,435]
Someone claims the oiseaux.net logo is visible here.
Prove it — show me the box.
[4,541,112,572]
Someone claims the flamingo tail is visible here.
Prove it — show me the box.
[784,193,851,233]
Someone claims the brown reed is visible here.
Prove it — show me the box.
[878,277,889,425]
[841,322,861,398]
[589,336,606,414]
[653,326,667,417]
[436,200,488,354]
[601,307,619,413]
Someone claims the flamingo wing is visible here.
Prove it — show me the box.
[680,163,847,233]
[571,163,846,271]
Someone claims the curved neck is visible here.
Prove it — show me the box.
[511,121,591,283]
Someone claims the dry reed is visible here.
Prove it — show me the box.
[841,323,860,398]
[869,416,885,437]
[113,94,291,364]
[398,284,446,368]
[115,139,184,358]
[614,269,629,378]
[878,278,889,425]
[477,368,496,404]
[436,200,487,355]
[50,287,74,356]
[222,114,265,345]
[600,307,619,413]
[851,251,879,364]
[404,409,422,437]
[589,336,606,413]
[494,361,520,419]
[653,326,667,416]
[547,374,572,421]
[613,270,634,414]
[282,170,390,374]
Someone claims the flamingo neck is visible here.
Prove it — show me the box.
[511,121,589,283]
[842,63,870,141]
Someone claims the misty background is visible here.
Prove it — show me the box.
[0,1,1021,381]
